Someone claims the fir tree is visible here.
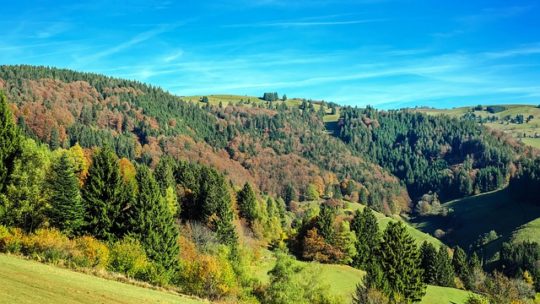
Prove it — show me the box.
[237,182,258,224]
[351,207,380,269]
[47,152,84,236]
[316,203,336,242]
[82,147,123,241]
[419,242,438,284]
[0,91,19,194]
[434,246,455,287]
[126,165,179,279]
[452,246,470,284]
[377,221,426,302]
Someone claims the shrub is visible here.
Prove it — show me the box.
[178,236,239,300]
[108,237,149,278]
[21,228,71,263]
[72,236,109,269]
[0,226,24,253]
[464,294,489,304]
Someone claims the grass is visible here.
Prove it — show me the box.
[0,254,206,304]
[411,188,540,259]
[252,249,470,303]
[421,286,472,304]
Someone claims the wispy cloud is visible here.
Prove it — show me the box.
[483,44,540,59]
[225,18,384,28]
[35,22,71,38]
[75,25,173,64]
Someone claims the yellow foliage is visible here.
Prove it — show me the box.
[73,236,109,269]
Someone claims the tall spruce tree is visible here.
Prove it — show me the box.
[199,167,237,245]
[126,165,179,278]
[351,207,380,269]
[377,221,426,302]
[47,152,84,236]
[452,246,470,284]
[419,242,438,284]
[434,246,455,287]
[237,182,258,224]
[316,203,336,242]
[82,147,123,241]
[0,91,19,194]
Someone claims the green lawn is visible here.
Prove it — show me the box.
[412,188,540,259]
[0,254,206,304]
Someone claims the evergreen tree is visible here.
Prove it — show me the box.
[434,246,455,287]
[154,156,176,195]
[316,203,336,242]
[82,147,123,241]
[0,91,19,194]
[452,246,470,284]
[419,242,437,284]
[237,182,258,224]
[126,165,179,279]
[47,152,84,236]
[283,183,297,207]
[351,207,380,269]
[376,221,426,302]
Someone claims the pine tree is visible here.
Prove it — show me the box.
[47,152,85,236]
[434,246,455,287]
[419,242,438,284]
[0,91,19,194]
[82,147,123,241]
[377,221,426,302]
[237,182,258,224]
[126,165,179,278]
[351,207,380,269]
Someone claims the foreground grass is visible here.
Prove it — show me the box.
[0,254,206,304]
[252,250,469,303]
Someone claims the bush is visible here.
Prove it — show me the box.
[464,294,489,304]
[108,237,149,278]
[21,228,71,263]
[72,236,109,269]
[0,226,24,253]
[178,236,239,300]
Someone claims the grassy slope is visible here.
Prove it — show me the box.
[252,250,470,303]
[417,104,540,148]
[411,188,540,258]
[0,254,206,304]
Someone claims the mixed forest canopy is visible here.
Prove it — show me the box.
[1,65,540,303]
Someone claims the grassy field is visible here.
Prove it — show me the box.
[0,254,206,304]
[411,188,540,259]
[416,104,540,149]
[252,249,470,303]
[422,286,471,304]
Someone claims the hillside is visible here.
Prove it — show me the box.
[411,188,540,261]
[0,254,206,304]
[1,65,539,303]
[0,65,408,215]
[416,104,540,149]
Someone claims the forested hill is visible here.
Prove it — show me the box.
[2,65,540,303]
[0,65,407,215]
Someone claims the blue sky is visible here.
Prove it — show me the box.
[1,0,540,108]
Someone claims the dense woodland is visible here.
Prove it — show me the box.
[0,65,540,303]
